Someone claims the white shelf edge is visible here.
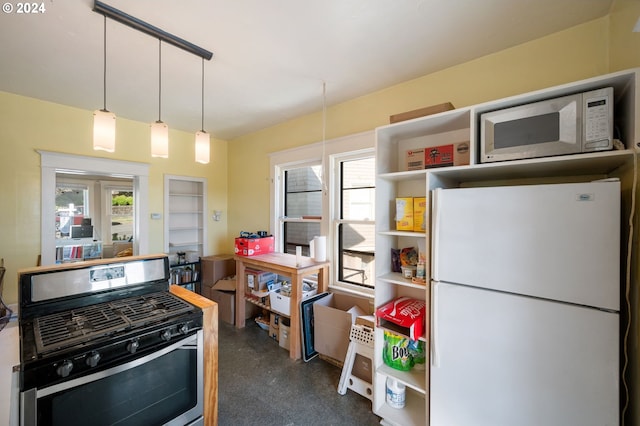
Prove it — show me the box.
[377,364,427,394]
[168,211,204,214]
[169,227,204,231]
[169,193,204,197]
[378,272,428,290]
[379,230,427,237]
[168,242,204,247]
[378,169,427,181]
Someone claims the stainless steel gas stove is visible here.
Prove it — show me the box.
[18,255,204,426]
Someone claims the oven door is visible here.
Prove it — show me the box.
[21,331,203,426]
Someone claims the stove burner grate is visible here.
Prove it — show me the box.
[33,292,194,355]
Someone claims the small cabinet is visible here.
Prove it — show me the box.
[164,175,208,259]
[169,259,201,294]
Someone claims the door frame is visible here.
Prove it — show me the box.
[39,151,150,265]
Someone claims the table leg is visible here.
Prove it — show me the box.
[288,273,301,360]
[235,260,246,328]
[317,265,329,293]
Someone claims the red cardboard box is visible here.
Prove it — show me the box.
[234,236,275,256]
[375,297,426,340]
[424,144,454,168]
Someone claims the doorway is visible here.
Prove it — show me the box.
[39,151,150,266]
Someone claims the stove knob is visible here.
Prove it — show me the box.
[179,323,189,335]
[127,339,140,354]
[86,351,101,368]
[160,329,172,342]
[56,360,73,378]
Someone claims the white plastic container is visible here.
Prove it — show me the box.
[386,377,406,409]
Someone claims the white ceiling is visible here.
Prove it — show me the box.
[0,0,614,140]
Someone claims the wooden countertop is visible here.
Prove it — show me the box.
[170,285,219,426]
[234,252,329,274]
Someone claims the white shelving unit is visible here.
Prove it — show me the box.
[164,175,208,258]
[372,68,639,425]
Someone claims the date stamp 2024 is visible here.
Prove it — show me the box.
[2,2,47,14]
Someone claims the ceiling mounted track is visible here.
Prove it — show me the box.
[92,0,213,61]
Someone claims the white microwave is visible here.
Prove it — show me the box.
[480,87,614,163]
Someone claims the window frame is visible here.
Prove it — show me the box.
[274,159,323,254]
[330,149,376,294]
[269,131,375,297]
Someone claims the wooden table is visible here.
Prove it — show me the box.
[234,253,330,360]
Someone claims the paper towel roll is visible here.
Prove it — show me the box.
[312,236,327,262]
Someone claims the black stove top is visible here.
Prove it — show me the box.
[32,291,195,356]
[17,256,204,391]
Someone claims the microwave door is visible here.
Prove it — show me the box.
[481,93,582,162]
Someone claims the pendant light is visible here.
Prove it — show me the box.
[151,39,169,158]
[93,15,116,152]
[195,57,210,164]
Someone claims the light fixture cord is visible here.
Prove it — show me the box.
[102,15,107,111]
[158,39,162,121]
[321,81,327,193]
[201,57,205,131]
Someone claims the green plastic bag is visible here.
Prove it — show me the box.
[382,330,415,371]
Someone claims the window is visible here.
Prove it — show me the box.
[335,155,375,288]
[55,182,89,238]
[105,185,134,244]
[280,164,322,255]
[269,131,375,294]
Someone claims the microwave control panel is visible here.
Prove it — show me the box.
[583,87,613,149]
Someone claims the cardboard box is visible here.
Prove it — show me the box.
[269,323,279,341]
[201,276,258,325]
[270,312,281,329]
[245,269,277,293]
[279,323,290,350]
[376,297,426,340]
[269,286,317,316]
[213,276,236,291]
[312,293,372,362]
[413,197,427,232]
[202,286,259,325]
[201,255,235,287]
[407,141,470,171]
[390,102,455,124]
[395,197,413,231]
[406,148,426,171]
[234,236,275,256]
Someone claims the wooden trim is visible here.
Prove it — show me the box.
[170,285,218,426]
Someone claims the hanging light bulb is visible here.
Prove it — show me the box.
[93,15,116,152]
[151,39,169,158]
[195,57,210,164]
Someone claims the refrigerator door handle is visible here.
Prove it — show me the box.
[431,280,440,368]
[431,189,441,281]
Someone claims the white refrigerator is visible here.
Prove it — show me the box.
[430,180,620,426]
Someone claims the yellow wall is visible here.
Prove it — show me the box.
[0,92,229,305]
[609,0,640,72]
[228,16,616,239]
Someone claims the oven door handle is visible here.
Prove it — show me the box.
[34,331,202,398]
